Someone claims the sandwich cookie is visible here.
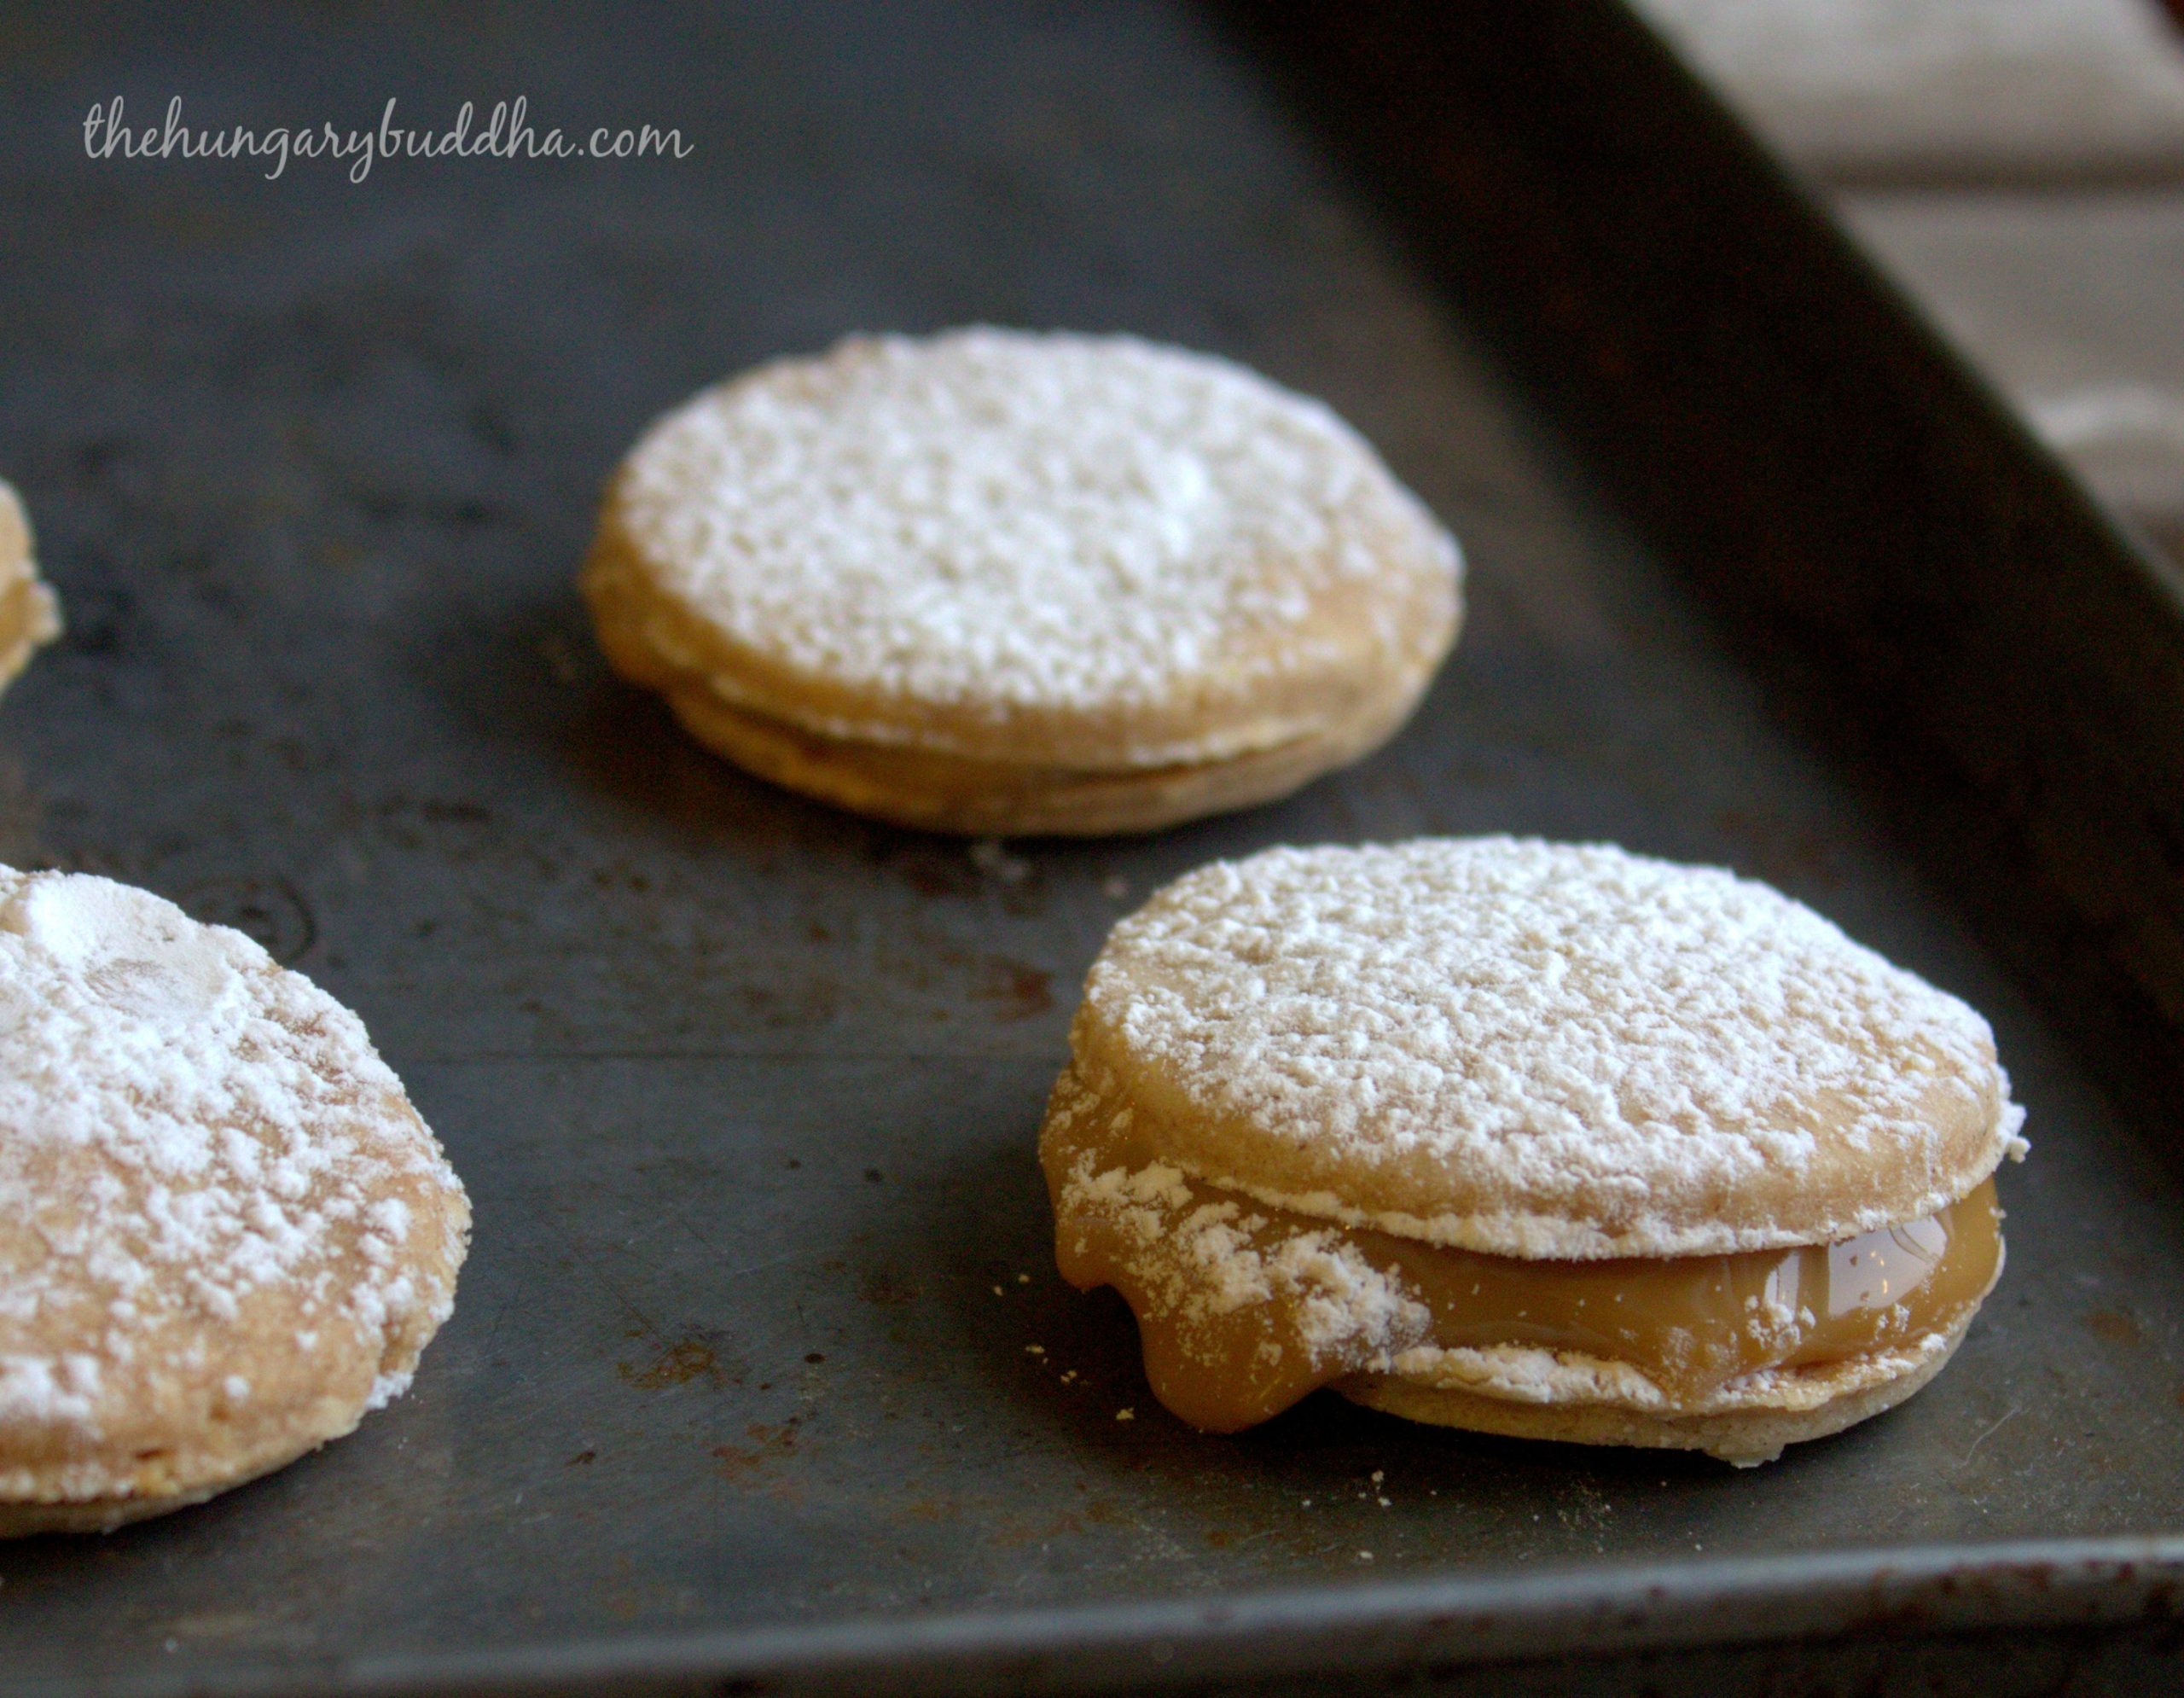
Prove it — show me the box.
[0,869,469,1532]
[1041,838,2026,1463]
[584,329,1461,835]
[0,480,61,695]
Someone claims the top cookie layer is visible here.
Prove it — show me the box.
[0,870,468,1503]
[590,329,1461,768]
[1076,839,2024,1259]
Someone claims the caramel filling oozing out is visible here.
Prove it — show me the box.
[1043,1081,2003,1433]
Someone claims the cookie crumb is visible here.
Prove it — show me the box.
[971,839,1031,884]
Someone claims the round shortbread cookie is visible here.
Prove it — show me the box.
[1043,836,2025,1456]
[0,480,62,696]
[1075,837,2024,1260]
[0,869,469,1534]
[583,329,1461,832]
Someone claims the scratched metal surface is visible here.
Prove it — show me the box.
[0,2,2181,1693]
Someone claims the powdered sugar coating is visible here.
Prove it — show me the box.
[1080,838,2025,1258]
[0,869,465,1457]
[1061,1159,1431,1358]
[609,328,1460,727]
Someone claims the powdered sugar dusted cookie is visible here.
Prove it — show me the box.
[0,480,61,695]
[0,869,468,1533]
[1041,838,2025,1462]
[584,329,1461,834]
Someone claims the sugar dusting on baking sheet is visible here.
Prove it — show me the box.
[615,328,1458,715]
[0,869,461,1433]
[1088,838,2026,1251]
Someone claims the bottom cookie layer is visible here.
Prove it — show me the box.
[1338,1327,1964,1467]
[663,676,1426,836]
[0,1434,329,1536]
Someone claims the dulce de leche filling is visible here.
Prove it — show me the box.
[1043,1077,2003,1433]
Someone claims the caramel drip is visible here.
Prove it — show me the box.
[1043,1074,2002,1433]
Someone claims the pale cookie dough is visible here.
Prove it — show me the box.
[1041,837,2027,1462]
[0,869,469,1533]
[584,329,1462,835]
[0,480,61,695]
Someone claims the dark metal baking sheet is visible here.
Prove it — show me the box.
[1,2,2181,1693]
